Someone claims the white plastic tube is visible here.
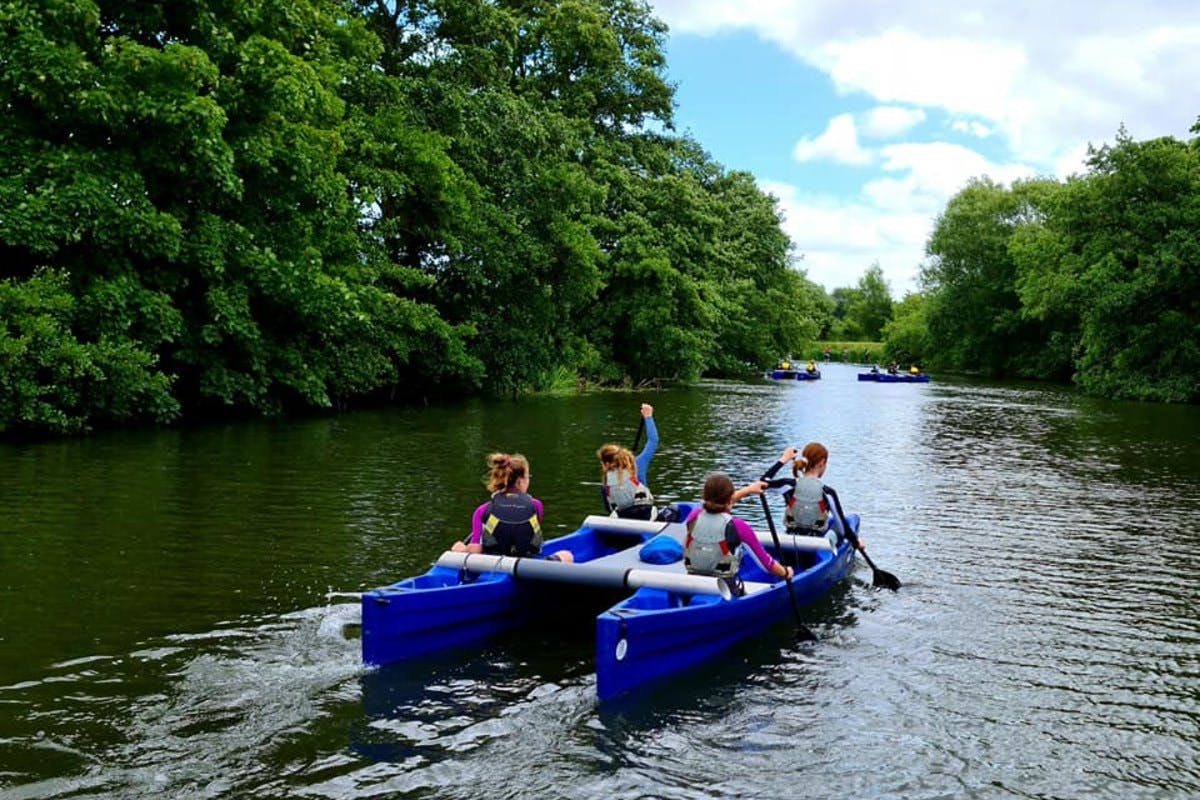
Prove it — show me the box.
[753,530,835,552]
[435,551,731,599]
[580,514,832,553]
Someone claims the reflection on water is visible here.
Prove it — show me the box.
[1,364,1198,799]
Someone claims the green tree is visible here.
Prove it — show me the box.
[582,137,716,382]
[881,292,930,368]
[0,0,481,435]
[845,262,893,340]
[356,0,675,394]
[827,286,863,339]
[701,170,820,375]
[1014,127,1200,400]
[922,176,1059,377]
[0,269,177,435]
[0,0,827,435]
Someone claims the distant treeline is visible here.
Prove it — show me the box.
[882,124,1200,403]
[1,0,835,436]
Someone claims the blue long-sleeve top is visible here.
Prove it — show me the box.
[635,415,658,483]
[600,416,660,513]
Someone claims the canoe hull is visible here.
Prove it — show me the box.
[361,510,695,667]
[361,568,527,665]
[858,372,930,382]
[594,536,856,701]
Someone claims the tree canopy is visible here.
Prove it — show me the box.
[908,124,1200,402]
[1,0,829,435]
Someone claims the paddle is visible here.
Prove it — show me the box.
[631,415,645,453]
[758,490,817,641]
[823,486,901,591]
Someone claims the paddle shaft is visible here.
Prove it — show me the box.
[758,490,817,640]
[823,485,901,591]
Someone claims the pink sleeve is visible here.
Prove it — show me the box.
[469,502,489,545]
[532,497,545,520]
[733,518,777,572]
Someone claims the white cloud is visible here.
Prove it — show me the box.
[792,109,929,167]
[862,106,927,139]
[951,120,992,138]
[1052,141,1093,180]
[652,1,1200,169]
[874,142,1035,202]
[817,30,1027,123]
[792,113,872,165]
[762,179,930,296]
[762,141,1036,295]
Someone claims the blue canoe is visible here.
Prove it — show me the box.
[771,369,821,380]
[362,507,700,667]
[858,372,931,383]
[361,508,858,702]
[594,517,858,701]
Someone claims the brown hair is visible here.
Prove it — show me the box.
[597,443,637,482]
[793,442,828,476]
[483,452,529,493]
[701,472,735,513]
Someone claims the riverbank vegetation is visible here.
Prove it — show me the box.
[2,2,1197,438]
[807,342,885,365]
[892,125,1200,403]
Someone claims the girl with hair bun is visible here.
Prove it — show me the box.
[451,452,573,561]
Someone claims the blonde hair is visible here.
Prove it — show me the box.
[701,472,735,513]
[483,452,529,493]
[793,442,828,477]
[596,443,637,482]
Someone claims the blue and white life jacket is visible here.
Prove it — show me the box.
[785,477,829,534]
[481,492,543,557]
[604,470,655,520]
[684,511,742,578]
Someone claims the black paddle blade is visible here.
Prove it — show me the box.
[871,567,901,591]
[860,551,901,591]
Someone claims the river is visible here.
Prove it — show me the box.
[1,362,1198,799]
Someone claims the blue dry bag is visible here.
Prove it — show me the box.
[639,534,684,565]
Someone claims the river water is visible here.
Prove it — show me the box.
[1,362,1197,799]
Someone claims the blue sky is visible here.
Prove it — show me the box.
[648,1,1200,297]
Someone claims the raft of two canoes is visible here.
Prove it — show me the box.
[770,368,822,380]
[360,510,857,701]
[857,372,931,382]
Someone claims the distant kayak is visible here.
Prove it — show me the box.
[858,372,931,383]
[771,368,821,380]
